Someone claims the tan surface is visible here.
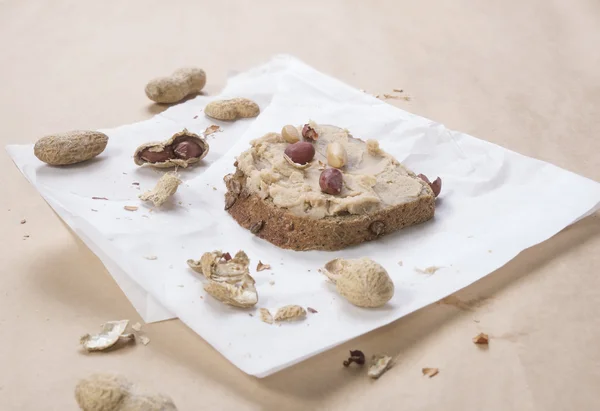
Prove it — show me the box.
[1,0,599,409]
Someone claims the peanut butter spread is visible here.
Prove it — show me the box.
[236,124,429,219]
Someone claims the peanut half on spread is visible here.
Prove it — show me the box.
[134,129,209,168]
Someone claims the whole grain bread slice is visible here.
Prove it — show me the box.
[224,170,435,251]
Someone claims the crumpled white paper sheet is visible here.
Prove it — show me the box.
[7,56,600,377]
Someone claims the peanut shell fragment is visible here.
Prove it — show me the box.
[256,261,271,272]
[134,129,209,168]
[139,173,182,207]
[274,305,306,322]
[368,354,393,379]
[322,258,394,308]
[34,130,108,166]
[145,67,206,104]
[188,250,258,308]
[473,332,489,345]
[422,367,439,378]
[80,320,130,352]
[204,98,260,121]
[259,308,273,324]
[75,373,177,411]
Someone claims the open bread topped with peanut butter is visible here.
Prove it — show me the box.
[224,122,439,251]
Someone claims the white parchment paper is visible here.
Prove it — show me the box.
[7,56,600,377]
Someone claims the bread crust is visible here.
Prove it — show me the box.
[224,171,435,251]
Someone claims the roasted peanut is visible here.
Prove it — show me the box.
[302,124,319,140]
[281,125,300,143]
[326,142,348,168]
[319,168,343,195]
[145,67,206,104]
[284,142,315,165]
[34,130,108,166]
[204,98,260,121]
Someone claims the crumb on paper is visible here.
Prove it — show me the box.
[143,255,157,260]
[248,313,254,317]
[131,323,142,332]
[473,319,480,323]
[257,261,271,272]
[473,332,489,345]
[368,354,393,379]
[204,124,221,136]
[139,335,150,346]
[398,260,403,266]
[259,308,273,324]
[212,187,217,191]
[132,182,140,186]
[343,350,365,367]
[307,307,318,314]
[91,209,98,212]
[488,250,492,253]
[177,284,184,288]
[20,219,26,224]
[92,197,109,200]
[422,368,439,378]
[393,88,404,93]
[269,280,275,286]
[193,115,198,119]
[415,266,442,275]
[124,206,138,211]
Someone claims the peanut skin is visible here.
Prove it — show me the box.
[173,141,203,160]
[145,67,206,104]
[140,146,174,163]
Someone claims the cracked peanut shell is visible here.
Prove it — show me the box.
[134,129,209,168]
[322,258,394,308]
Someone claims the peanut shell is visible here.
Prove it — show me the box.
[134,129,209,168]
[204,98,260,121]
[34,130,108,166]
[322,258,394,308]
[145,67,206,104]
[75,374,177,411]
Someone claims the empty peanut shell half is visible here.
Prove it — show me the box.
[134,129,209,168]
[204,98,260,121]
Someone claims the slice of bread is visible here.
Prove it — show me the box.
[224,124,435,251]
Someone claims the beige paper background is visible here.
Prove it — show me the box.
[1,0,599,410]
